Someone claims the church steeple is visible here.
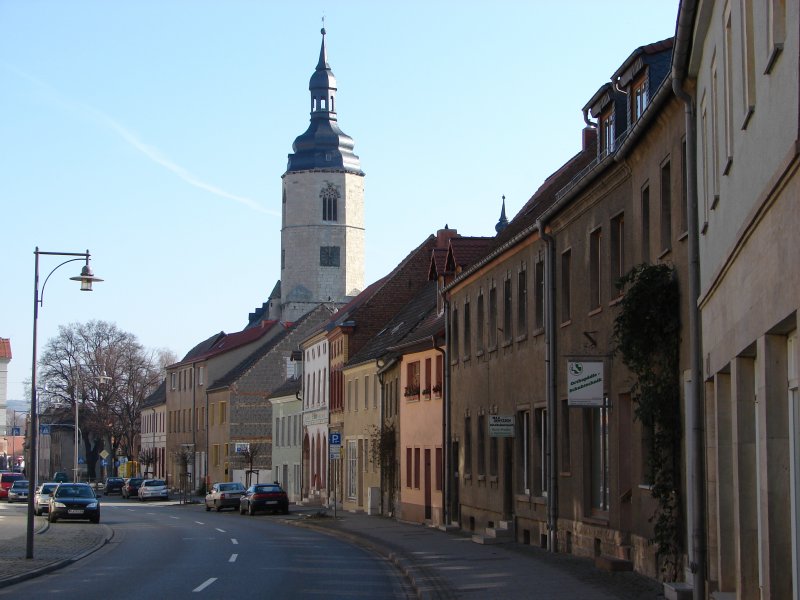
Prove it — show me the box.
[495,195,509,233]
[286,28,363,175]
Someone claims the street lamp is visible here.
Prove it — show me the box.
[27,248,102,559]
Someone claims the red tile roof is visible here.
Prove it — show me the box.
[445,237,494,273]
[170,320,283,367]
[0,338,11,360]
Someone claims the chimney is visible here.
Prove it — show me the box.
[582,126,597,151]
[436,224,458,249]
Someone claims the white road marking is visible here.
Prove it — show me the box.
[170,516,179,519]
[195,521,205,525]
[231,538,238,545]
[193,578,217,592]
[216,528,225,533]
[229,554,238,563]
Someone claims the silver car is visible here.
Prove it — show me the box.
[138,479,168,501]
[34,483,58,515]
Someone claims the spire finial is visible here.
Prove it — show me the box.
[317,19,329,70]
[495,195,509,234]
[321,15,326,36]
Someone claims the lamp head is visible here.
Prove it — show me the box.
[70,264,103,292]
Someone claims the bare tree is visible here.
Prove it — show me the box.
[237,443,265,487]
[139,447,156,478]
[38,320,161,480]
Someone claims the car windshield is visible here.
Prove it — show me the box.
[145,480,165,487]
[11,481,27,489]
[56,486,94,498]
[221,483,242,491]
[40,485,57,494]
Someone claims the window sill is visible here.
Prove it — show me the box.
[588,307,602,317]
[678,230,688,242]
[701,220,709,235]
[723,156,733,176]
[515,333,528,343]
[404,396,420,403]
[560,319,572,328]
[638,483,654,492]
[488,475,498,484]
[741,106,754,130]
[475,350,484,358]
[477,474,486,482]
[559,471,571,477]
[710,194,719,211]
[582,514,609,527]
[765,43,783,74]
[501,339,513,348]
[463,473,472,481]
[487,345,498,353]
[658,247,671,260]
[531,327,544,338]
[608,295,624,308]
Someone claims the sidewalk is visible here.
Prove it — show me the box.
[289,510,665,600]
[0,514,111,588]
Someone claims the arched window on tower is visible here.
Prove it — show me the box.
[330,95,335,112]
[320,182,339,221]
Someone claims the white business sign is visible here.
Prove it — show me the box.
[235,443,250,454]
[567,361,605,407]
[488,415,515,437]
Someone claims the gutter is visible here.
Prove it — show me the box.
[536,218,558,553]
[671,2,706,599]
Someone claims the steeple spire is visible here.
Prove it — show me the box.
[286,27,363,175]
[495,195,509,233]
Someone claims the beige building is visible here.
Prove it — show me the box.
[674,1,800,598]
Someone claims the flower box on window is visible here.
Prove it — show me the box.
[404,385,420,398]
[432,383,442,397]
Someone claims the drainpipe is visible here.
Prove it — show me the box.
[536,218,558,552]
[672,8,706,595]
[442,295,452,525]
[377,362,385,516]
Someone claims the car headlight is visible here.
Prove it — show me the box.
[54,502,66,508]
[87,502,98,509]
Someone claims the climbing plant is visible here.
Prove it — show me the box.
[369,423,397,515]
[613,263,682,581]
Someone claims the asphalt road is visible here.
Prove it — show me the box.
[0,497,411,599]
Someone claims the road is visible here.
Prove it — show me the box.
[0,497,411,599]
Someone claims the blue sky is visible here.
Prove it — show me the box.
[1,1,679,402]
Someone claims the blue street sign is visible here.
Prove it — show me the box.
[40,425,50,435]
[101,459,107,467]
[11,427,20,436]
[78,457,85,464]
[329,432,341,446]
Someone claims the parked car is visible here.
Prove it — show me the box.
[52,472,70,483]
[48,483,100,523]
[0,472,25,500]
[121,477,144,499]
[205,482,246,512]
[34,483,58,515]
[138,479,168,501]
[239,483,289,516]
[7,480,28,503]
[103,477,125,495]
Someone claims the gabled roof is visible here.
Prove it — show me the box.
[142,379,166,409]
[0,338,11,361]
[444,237,494,273]
[347,282,438,366]
[209,305,334,391]
[181,331,226,362]
[170,321,283,369]
[268,377,302,399]
[613,37,674,85]
[428,247,448,280]
[305,235,438,357]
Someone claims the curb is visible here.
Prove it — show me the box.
[288,517,439,600]
[0,524,113,590]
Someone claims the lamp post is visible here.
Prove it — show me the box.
[27,247,102,559]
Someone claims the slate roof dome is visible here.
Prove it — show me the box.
[286,28,363,175]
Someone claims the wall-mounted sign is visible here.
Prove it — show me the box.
[488,415,515,437]
[567,361,604,407]
[235,442,250,454]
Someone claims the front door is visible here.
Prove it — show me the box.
[424,449,432,520]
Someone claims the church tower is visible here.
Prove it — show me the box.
[279,27,365,322]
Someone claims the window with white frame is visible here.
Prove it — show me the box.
[347,440,358,499]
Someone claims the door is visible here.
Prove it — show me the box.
[451,441,460,525]
[424,449,432,520]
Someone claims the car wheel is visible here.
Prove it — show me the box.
[90,516,100,524]
[48,512,57,523]
[248,504,255,516]
[215,502,221,512]
[282,507,290,515]
[205,503,211,512]
[239,505,245,515]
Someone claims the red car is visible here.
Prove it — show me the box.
[0,472,25,500]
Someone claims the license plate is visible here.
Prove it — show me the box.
[68,509,83,514]
[265,500,277,505]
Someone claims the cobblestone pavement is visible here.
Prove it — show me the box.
[290,510,666,600]
[0,515,111,587]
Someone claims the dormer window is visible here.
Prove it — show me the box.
[601,111,615,155]
[631,74,648,121]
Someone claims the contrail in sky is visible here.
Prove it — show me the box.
[4,64,276,216]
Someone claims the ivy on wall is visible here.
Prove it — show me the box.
[613,263,682,581]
